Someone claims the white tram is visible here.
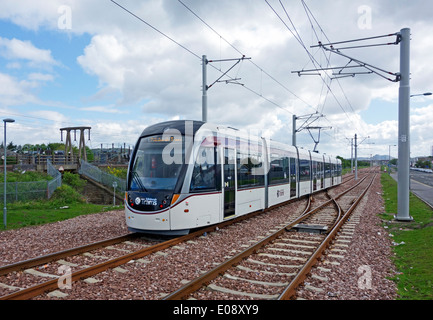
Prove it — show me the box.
[125,120,342,235]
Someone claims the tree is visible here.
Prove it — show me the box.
[337,156,351,169]
[7,141,17,151]
[415,159,432,169]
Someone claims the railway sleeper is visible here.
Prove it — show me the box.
[289,223,328,234]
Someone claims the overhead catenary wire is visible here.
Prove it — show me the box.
[300,0,369,138]
[0,110,137,149]
[175,0,351,153]
[110,0,201,60]
[265,0,361,140]
[177,0,317,114]
[111,0,361,153]
[291,1,376,152]
[111,0,297,117]
[300,0,360,115]
[179,0,348,148]
[262,0,349,148]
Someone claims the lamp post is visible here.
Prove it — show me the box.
[388,144,396,174]
[3,118,15,228]
[112,181,117,206]
[410,92,432,97]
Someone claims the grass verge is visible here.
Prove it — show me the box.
[380,172,433,300]
[0,174,122,231]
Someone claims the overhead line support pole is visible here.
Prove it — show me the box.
[202,55,208,123]
[292,112,329,150]
[202,55,250,123]
[292,115,297,146]
[395,28,413,222]
[354,134,358,180]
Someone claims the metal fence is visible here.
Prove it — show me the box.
[47,159,62,198]
[0,160,62,205]
[1,180,50,204]
[79,160,126,193]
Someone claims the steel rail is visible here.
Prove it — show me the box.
[278,173,376,300]
[164,173,373,300]
[0,233,141,276]
[0,226,211,300]
[1,176,348,300]
[0,218,239,300]
[0,193,311,300]
[163,185,351,300]
[1,192,300,278]
[163,193,314,300]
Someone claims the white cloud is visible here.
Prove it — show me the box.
[0,72,38,106]
[80,105,123,114]
[0,37,59,67]
[0,0,60,31]
[28,110,68,124]
[1,0,433,157]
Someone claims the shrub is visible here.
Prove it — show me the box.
[106,166,127,179]
[62,171,86,191]
[49,184,85,206]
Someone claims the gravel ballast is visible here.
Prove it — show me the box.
[0,173,397,300]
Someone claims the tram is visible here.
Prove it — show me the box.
[125,120,342,235]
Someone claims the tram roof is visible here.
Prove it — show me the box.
[139,120,206,138]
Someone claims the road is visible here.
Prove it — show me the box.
[390,169,433,209]
[410,170,433,188]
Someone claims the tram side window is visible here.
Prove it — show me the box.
[269,154,290,185]
[237,151,264,188]
[325,162,331,178]
[299,159,311,182]
[316,161,323,178]
[312,161,318,178]
[190,146,217,192]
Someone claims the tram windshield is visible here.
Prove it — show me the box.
[129,135,184,192]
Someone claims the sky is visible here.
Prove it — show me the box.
[0,0,432,159]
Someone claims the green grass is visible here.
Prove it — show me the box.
[0,173,122,231]
[342,165,370,175]
[380,173,433,300]
[0,170,53,182]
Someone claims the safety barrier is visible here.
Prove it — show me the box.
[47,159,62,198]
[79,160,126,193]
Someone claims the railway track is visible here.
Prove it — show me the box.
[0,171,372,300]
[0,191,310,300]
[163,171,376,300]
[0,232,164,299]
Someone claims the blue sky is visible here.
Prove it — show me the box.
[0,20,94,105]
[0,0,432,158]
[360,99,396,125]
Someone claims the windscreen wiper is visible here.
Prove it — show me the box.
[131,171,147,192]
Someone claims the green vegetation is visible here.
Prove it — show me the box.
[414,157,433,169]
[0,171,121,231]
[103,166,128,180]
[337,156,372,175]
[380,173,433,300]
[61,171,87,192]
[2,142,94,162]
[0,170,52,182]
